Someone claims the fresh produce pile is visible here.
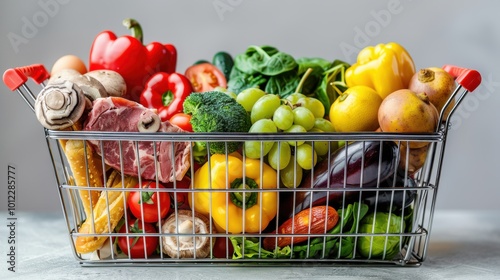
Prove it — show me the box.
[32,19,458,261]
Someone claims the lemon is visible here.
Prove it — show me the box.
[329,86,383,132]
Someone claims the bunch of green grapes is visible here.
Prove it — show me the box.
[236,89,337,188]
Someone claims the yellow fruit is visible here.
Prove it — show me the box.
[329,86,383,132]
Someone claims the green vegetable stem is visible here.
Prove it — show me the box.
[315,60,350,114]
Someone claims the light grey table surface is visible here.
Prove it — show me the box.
[1,210,499,280]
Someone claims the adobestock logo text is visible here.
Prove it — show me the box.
[7,0,71,54]
[339,0,408,62]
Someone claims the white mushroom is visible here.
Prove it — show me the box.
[137,111,161,132]
[89,238,114,260]
[35,80,86,130]
[69,75,108,103]
[48,69,81,84]
[161,210,213,259]
[85,70,127,97]
[49,71,108,110]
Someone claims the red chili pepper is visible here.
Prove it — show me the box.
[139,72,193,122]
[89,18,177,102]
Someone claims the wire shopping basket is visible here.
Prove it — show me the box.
[3,64,481,266]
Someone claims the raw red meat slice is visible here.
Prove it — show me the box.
[83,97,191,182]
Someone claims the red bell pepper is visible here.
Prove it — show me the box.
[140,72,193,122]
[89,18,177,102]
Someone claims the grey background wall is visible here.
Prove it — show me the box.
[0,0,498,212]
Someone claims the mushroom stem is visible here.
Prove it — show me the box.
[178,219,194,242]
[137,112,161,132]
[45,90,66,110]
[161,210,213,259]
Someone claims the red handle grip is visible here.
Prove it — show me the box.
[442,64,481,92]
[3,64,50,91]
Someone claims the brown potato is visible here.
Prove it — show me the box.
[399,144,429,175]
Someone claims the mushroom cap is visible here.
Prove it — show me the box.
[85,70,127,97]
[161,210,213,259]
[35,80,86,130]
[68,75,108,103]
[48,69,81,84]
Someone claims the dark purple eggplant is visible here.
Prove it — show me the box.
[279,141,399,222]
[361,171,417,212]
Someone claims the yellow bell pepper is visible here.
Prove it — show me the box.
[188,153,277,234]
[345,42,416,99]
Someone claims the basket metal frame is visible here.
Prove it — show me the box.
[7,68,473,267]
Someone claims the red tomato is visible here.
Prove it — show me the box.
[117,219,159,258]
[184,63,227,92]
[128,181,170,223]
[212,237,234,258]
[165,177,191,215]
[169,113,193,132]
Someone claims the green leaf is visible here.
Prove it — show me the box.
[357,212,405,259]
[227,68,267,94]
[141,191,155,204]
[246,45,272,74]
[265,70,299,97]
[229,237,291,259]
[259,45,280,56]
[291,203,369,259]
[349,202,370,234]
[296,57,332,74]
[260,52,298,76]
[234,53,258,75]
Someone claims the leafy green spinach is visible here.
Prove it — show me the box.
[231,45,298,94]
[259,52,297,76]
[229,45,350,115]
[227,67,267,94]
[265,70,299,97]
[292,202,369,259]
[234,45,296,76]
[229,236,292,259]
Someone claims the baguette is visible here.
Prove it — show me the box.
[39,78,106,218]
[64,139,105,218]
[75,170,138,254]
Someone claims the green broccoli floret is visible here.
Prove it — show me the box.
[183,91,251,154]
